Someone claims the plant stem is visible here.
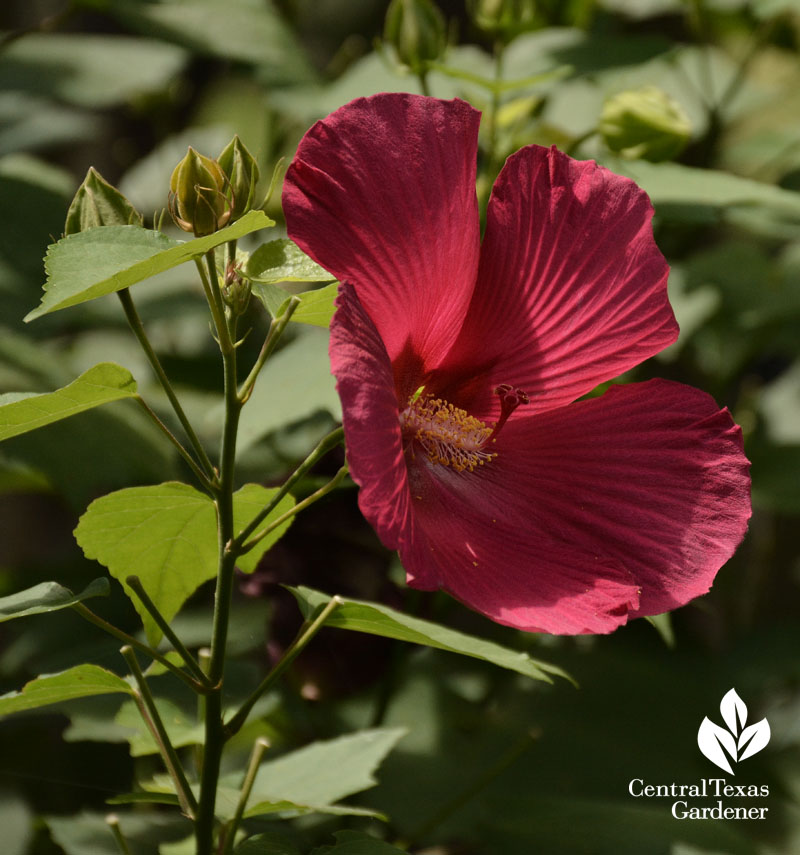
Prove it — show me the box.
[239,465,349,556]
[220,737,270,855]
[195,248,243,854]
[225,597,342,738]
[105,814,133,855]
[232,426,344,551]
[133,396,215,493]
[117,288,216,481]
[121,645,199,818]
[126,575,211,687]
[238,296,301,404]
[71,603,207,693]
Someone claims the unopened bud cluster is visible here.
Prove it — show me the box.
[169,136,260,236]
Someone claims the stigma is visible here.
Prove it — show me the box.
[399,384,529,473]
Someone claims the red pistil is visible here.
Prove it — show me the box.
[486,383,530,444]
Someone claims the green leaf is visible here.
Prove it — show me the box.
[246,239,334,284]
[0,791,33,855]
[241,728,406,813]
[609,159,800,222]
[232,483,296,574]
[74,482,294,644]
[0,665,133,718]
[114,697,204,757]
[252,282,338,329]
[0,34,187,109]
[0,363,137,442]
[106,0,316,85]
[45,810,189,855]
[289,586,572,685]
[234,834,302,855]
[106,792,181,807]
[312,831,410,855]
[25,209,273,321]
[235,327,341,453]
[0,578,109,624]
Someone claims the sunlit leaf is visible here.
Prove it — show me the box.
[74,482,294,644]
[288,586,572,684]
[0,363,137,441]
[0,578,109,624]
[246,239,334,284]
[25,210,273,321]
[0,665,133,718]
[252,282,338,328]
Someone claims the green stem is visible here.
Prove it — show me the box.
[225,597,342,738]
[117,288,216,481]
[238,296,301,404]
[195,259,243,854]
[121,645,199,818]
[133,396,215,493]
[71,603,207,693]
[418,67,431,96]
[126,575,212,687]
[105,814,133,855]
[232,426,344,551]
[220,737,270,855]
[239,465,349,556]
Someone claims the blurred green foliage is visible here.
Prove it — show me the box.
[1,0,800,853]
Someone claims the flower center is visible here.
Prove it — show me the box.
[399,384,529,473]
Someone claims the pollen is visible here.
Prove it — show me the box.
[400,394,496,472]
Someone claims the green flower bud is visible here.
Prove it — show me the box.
[599,86,691,163]
[467,0,537,40]
[218,135,260,223]
[384,0,446,73]
[168,147,231,237]
[64,167,143,235]
[221,262,251,316]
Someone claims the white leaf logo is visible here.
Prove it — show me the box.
[697,689,770,774]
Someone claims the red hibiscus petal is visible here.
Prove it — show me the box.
[403,463,641,633]
[284,94,482,378]
[437,145,678,419]
[330,284,443,586]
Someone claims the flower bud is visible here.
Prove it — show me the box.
[384,0,446,73]
[217,135,260,223]
[221,262,251,316]
[64,168,143,235]
[599,86,691,163]
[467,0,537,39]
[168,147,231,237]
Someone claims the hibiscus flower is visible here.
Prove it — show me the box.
[283,93,751,635]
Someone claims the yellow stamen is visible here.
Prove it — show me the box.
[400,394,496,473]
